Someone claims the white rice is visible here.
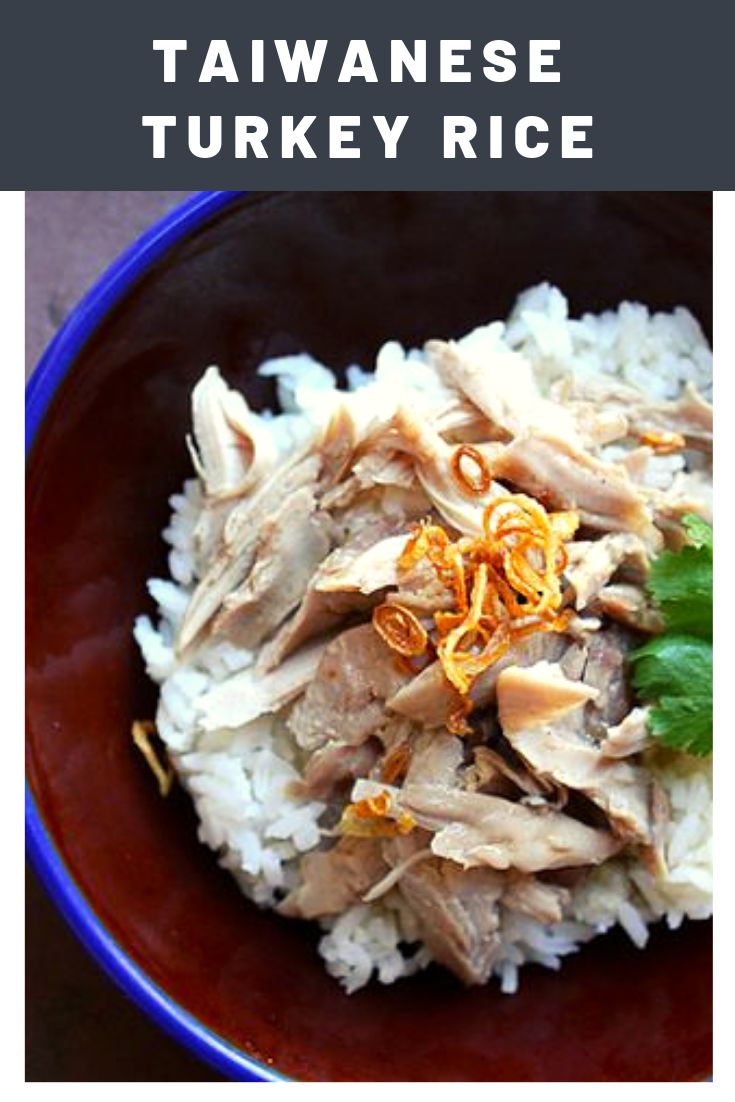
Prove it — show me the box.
[318,900,432,994]
[134,283,712,993]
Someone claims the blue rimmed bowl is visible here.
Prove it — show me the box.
[26,191,712,1081]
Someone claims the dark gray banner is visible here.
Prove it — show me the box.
[4,0,733,188]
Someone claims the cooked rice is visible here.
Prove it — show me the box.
[134,284,712,993]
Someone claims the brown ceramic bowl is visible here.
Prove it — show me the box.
[26,191,712,1081]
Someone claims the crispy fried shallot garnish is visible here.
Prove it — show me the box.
[380,741,413,784]
[132,719,174,797]
[638,429,686,455]
[373,493,579,723]
[339,789,416,838]
[372,604,428,657]
[451,444,492,496]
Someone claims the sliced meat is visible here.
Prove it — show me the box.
[601,707,652,758]
[373,716,416,785]
[559,641,588,681]
[401,784,621,872]
[258,531,409,672]
[405,732,464,787]
[192,497,233,580]
[470,632,573,715]
[212,486,332,648]
[278,837,387,920]
[302,739,381,798]
[495,661,599,734]
[502,873,570,923]
[319,416,419,509]
[386,557,455,615]
[196,636,329,731]
[350,446,418,491]
[491,433,659,545]
[520,630,632,743]
[559,377,712,453]
[591,583,665,634]
[387,631,569,729]
[318,403,358,488]
[614,445,655,484]
[389,838,506,985]
[564,613,603,642]
[663,383,713,451]
[183,359,275,575]
[463,746,515,797]
[502,725,655,845]
[322,475,431,528]
[581,625,634,731]
[287,625,411,751]
[645,779,670,878]
[374,714,415,753]
[361,835,436,903]
[390,407,503,536]
[258,589,374,673]
[431,394,500,442]
[319,473,368,513]
[464,745,555,801]
[387,660,461,729]
[188,365,275,501]
[497,664,655,844]
[178,451,322,653]
[426,338,580,444]
[317,533,408,594]
[564,533,649,610]
[649,470,713,537]
[569,403,630,449]
[178,405,355,654]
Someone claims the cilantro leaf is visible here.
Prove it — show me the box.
[630,516,713,757]
[630,635,712,756]
[682,513,713,551]
[647,514,712,641]
[647,696,712,757]
[630,632,712,757]
[631,635,711,696]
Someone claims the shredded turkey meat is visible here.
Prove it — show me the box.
[391,838,506,985]
[401,783,622,871]
[165,304,712,991]
[497,662,656,845]
[287,624,412,750]
[491,433,660,546]
[278,837,388,919]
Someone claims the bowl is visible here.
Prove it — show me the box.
[26,191,713,1081]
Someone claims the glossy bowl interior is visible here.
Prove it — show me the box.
[27,191,712,1081]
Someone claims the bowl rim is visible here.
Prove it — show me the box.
[25,190,713,1084]
[25,189,287,1083]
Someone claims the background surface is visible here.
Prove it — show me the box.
[26,192,192,376]
[25,190,220,1083]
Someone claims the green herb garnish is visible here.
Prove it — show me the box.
[629,514,713,756]
[646,514,712,640]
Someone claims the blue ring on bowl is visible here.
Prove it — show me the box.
[25,190,287,1082]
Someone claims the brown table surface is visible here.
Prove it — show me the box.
[26,192,222,1082]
